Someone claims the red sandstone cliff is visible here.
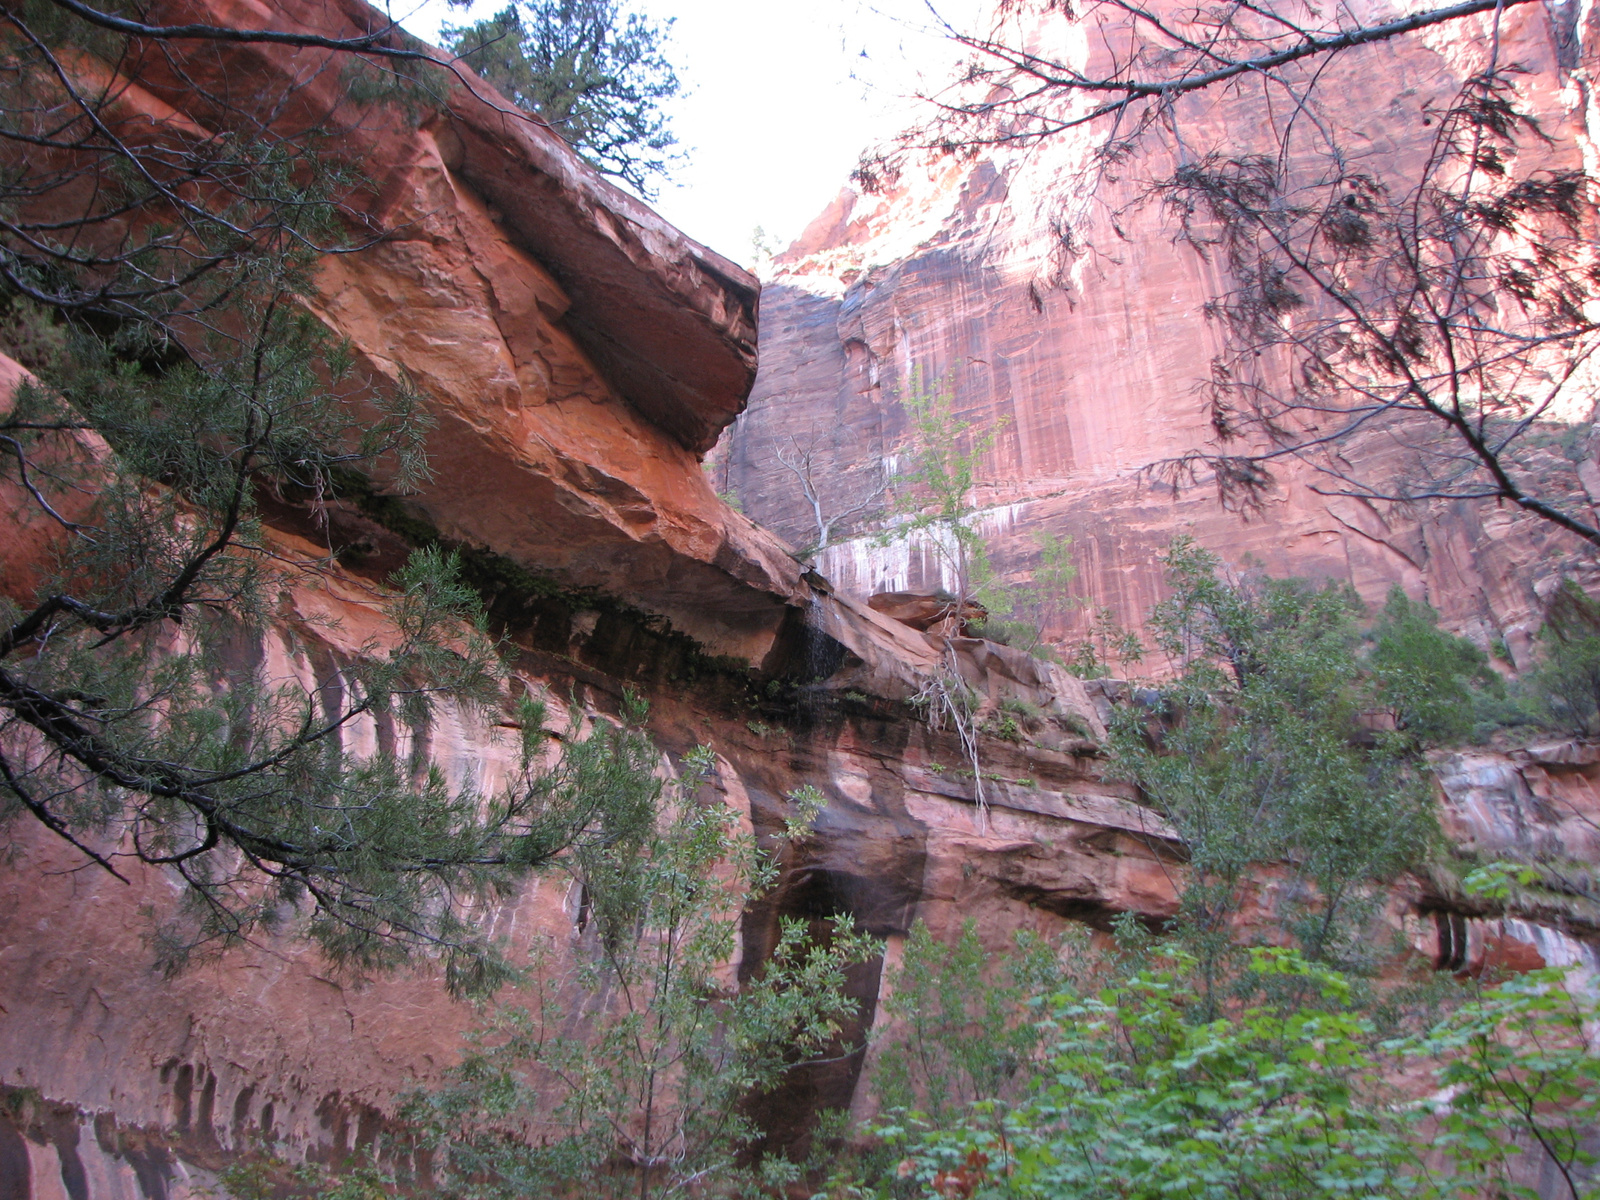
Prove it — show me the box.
[718,0,1600,666]
[0,2,1123,1190]
[4,1,1600,1195]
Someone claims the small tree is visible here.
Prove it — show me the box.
[878,914,1600,1200]
[878,366,1015,821]
[1110,540,1465,999]
[886,365,1008,619]
[775,433,886,560]
[1410,967,1600,1200]
[873,920,1065,1126]
[1528,582,1600,738]
[410,749,875,1199]
[1061,605,1145,679]
[968,532,1069,656]
[1369,586,1502,745]
[444,0,682,197]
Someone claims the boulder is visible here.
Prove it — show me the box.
[868,590,987,635]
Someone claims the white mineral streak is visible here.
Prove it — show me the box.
[817,503,1030,597]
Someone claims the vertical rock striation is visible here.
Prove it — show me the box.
[719,0,1600,664]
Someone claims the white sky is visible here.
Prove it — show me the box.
[397,1,987,266]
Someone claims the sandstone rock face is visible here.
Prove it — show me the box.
[76,0,807,663]
[0,0,1130,1183]
[0,538,1152,1193]
[7,0,1600,1194]
[716,0,1600,666]
[868,590,986,636]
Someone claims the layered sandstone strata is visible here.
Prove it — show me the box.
[62,0,808,662]
[0,0,1123,1189]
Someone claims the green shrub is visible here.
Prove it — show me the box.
[1369,586,1501,744]
[887,948,1418,1200]
[1529,581,1600,737]
[884,947,1600,1200]
[1111,541,1437,981]
[874,921,1067,1124]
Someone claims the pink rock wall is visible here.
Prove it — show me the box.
[717,0,1600,665]
[6,1,1600,1195]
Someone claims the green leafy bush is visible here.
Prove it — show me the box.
[1405,968,1600,1199]
[406,749,875,1199]
[1369,586,1501,744]
[873,922,1067,1125]
[888,948,1418,1200]
[1530,582,1600,737]
[884,948,1600,1200]
[1111,540,1438,981]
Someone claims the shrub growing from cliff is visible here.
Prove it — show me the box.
[1369,586,1503,745]
[1529,581,1600,738]
[1109,540,1497,994]
[883,365,1010,621]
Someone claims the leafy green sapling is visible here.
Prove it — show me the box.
[409,746,875,1199]
[1111,539,1439,990]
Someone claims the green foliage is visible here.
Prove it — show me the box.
[983,531,1082,659]
[983,712,1025,742]
[0,0,362,328]
[0,268,669,986]
[444,0,682,197]
[1112,539,1441,985]
[783,783,828,841]
[1460,859,1543,903]
[1529,581,1600,737]
[875,937,1600,1200]
[338,39,447,128]
[888,948,1419,1200]
[858,557,1600,1200]
[1030,532,1077,609]
[1063,606,1145,679]
[1369,586,1501,744]
[884,370,1097,669]
[1402,968,1600,1200]
[407,755,876,1199]
[874,921,1067,1126]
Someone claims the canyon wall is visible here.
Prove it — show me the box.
[5,1,1600,1197]
[0,2,1131,1192]
[717,0,1600,666]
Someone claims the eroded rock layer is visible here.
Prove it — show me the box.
[74,0,807,662]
